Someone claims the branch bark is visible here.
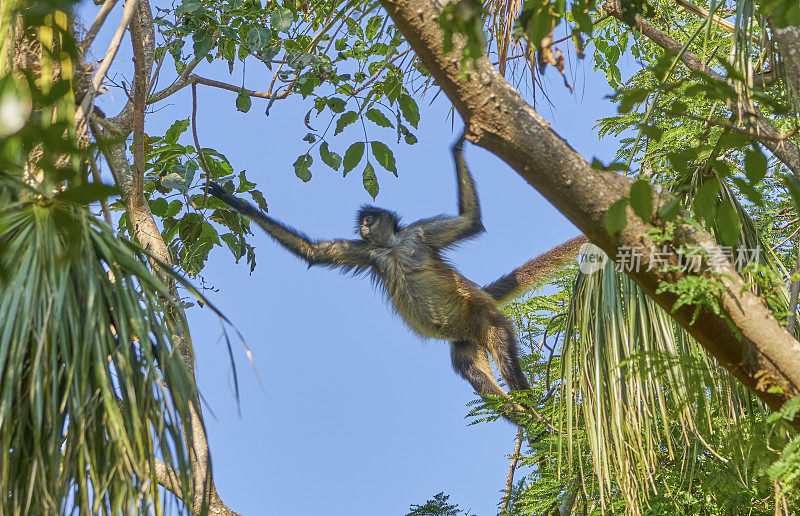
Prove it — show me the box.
[378,0,800,423]
[771,23,800,98]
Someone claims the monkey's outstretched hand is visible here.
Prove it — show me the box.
[208,181,261,217]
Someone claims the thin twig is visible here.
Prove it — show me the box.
[499,428,524,514]
[770,225,800,252]
[191,83,214,202]
[75,0,139,128]
[79,0,120,57]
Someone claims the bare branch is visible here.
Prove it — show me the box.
[673,0,734,33]
[75,0,138,129]
[148,72,289,106]
[499,429,523,514]
[78,0,120,57]
[147,55,203,103]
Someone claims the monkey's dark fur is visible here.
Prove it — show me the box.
[209,136,556,427]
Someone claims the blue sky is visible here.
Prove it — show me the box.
[81,2,621,513]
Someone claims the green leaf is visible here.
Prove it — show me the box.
[271,8,293,31]
[782,174,800,214]
[605,199,628,235]
[165,119,190,144]
[366,109,393,128]
[327,97,346,113]
[237,170,255,192]
[293,154,312,182]
[658,197,681,221]
[571,4,593,34]
[617,88,648,114]
[335,111,358,135]
[179,213,203,244]
[694,178,720,226]
[718,131,749,150]
[149,197,168,217]
[165,200,183,218]
[779,397,800,420]
[221,233,244,260]
[319,142,342,170]
[249,190,269,212]
[744,149,768,184]
[236,88,251,113]
[629,179,652,222]
[365,16,382,40]
[371,141,397,176]
[363,162,379,198]
[343,142,365,176]
[192,27,213,59]
[247,27,271,51]
[732,177,762,205]
[56,183,120,204]
[398,95,419,128]
[177,0,202,14]
[715,201,741,247]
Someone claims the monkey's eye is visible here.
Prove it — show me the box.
[363,215,374,225]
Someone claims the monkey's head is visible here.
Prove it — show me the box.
[356,206,399,245]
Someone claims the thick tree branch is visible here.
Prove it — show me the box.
[771,23,800,97]
[602,1,800,179]
[379,0,800,423]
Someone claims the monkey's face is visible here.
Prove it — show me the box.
[358,214,376,239]
[356,207,398,245]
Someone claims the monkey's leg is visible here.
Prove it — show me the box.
[450,340,527,427]
[485,317,531,393]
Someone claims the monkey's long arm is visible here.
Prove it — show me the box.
[484,235,588,304]
[208,182,371,267]
[412,136,485,247]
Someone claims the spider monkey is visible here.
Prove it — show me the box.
[208,135,585,428]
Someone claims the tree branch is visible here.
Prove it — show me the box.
[378,0,800,424]
[74,0,138,132]
[771,23,800,97]
[673,0,734,33]
[499,429,523,514]
[88,2,239,513]
[602,1,800,179]
[78,0,120,57]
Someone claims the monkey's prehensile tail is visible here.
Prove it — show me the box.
[483,235,588,305]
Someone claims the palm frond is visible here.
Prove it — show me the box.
[0,199,196,513]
